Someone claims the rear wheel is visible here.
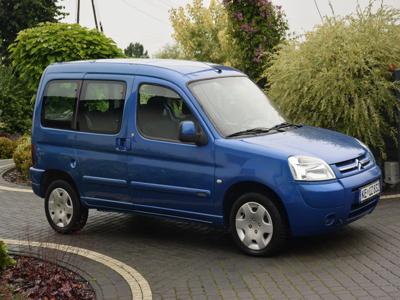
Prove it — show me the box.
[45,180,88,234]
[230,192,287,256]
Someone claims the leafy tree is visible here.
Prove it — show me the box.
[170,0,230,64]
[266,3,400,160]
[0,65,32,133]
[154,43,184,59]
[0,0,65,59]
[224,0,288,82]
[8,22,124,97]
[124,42,149,58]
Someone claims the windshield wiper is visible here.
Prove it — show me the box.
[226,123,302,138]
[267,122,302,131]
[226,127,271,138]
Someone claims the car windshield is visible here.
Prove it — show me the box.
[189,76,286,137]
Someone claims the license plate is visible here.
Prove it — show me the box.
[359,180,380,203]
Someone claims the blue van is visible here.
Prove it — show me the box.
[30,59,381,256]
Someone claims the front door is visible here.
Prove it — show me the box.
[127,77,218,223]
[75,74,134,210]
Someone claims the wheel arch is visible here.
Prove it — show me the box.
[223,181,290,229]
[40,169,79,198]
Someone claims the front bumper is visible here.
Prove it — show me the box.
[284,165,382,237]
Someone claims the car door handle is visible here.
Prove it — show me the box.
[115,138,130,151]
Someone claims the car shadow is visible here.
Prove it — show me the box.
[70,212,373,259]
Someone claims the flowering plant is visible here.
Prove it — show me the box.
[223,0,288,83]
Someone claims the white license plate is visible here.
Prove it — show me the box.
[359,181,380,203]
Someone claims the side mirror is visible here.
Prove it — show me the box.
[179,121,208,146]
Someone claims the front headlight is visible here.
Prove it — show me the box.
[288,156,336,181]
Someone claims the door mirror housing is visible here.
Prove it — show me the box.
[179,121,208,146]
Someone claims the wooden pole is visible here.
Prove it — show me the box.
[313,0,324,22]
[76,0,80,24]
[91,0,99,30]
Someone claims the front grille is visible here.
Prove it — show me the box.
[335,153,371,174]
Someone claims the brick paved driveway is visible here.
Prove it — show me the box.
[0,185,400,299]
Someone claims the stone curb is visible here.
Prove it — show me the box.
[2,239,152,300]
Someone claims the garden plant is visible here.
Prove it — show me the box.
[224,0,288,82]
[0,137,16,159]
[12,136,32,180]
[266,3,400,161]
[0,241,14,272]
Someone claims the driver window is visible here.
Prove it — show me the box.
[137,84,197,141]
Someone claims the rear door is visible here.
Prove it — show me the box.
[35,74,84,182]
[75,74,134,209]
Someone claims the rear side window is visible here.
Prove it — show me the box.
[77,81,126,134]
[42,80,80,130]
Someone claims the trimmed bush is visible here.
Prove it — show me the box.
[8,22,124,97]
[0,137,16,159]
[0,241,15,272]
[266,3,400,160]
[13,136,32,180]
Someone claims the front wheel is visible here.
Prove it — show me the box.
[45,180,88,234]
[230,193,287,256]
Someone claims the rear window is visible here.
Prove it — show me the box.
[41,80,80,130]
[76,81,126,134]
[41,80,126,134]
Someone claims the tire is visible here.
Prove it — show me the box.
[230,192,287,256]
[44,180,88,234]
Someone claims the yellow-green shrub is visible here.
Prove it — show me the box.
[13,136,32,180]
[266,3,400,160]
[0,137,16,159]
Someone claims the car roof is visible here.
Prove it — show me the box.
[45,59,244,83]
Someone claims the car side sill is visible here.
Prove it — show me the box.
[80,196,223,224]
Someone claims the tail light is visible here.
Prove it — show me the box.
[31,144,36,167]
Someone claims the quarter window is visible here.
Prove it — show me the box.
[137,84,197,141]
[42,80,80,130]
[77,81,126,134]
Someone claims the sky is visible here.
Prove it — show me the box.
[59,0,400,55]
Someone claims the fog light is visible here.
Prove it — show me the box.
[325,214,336,226]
